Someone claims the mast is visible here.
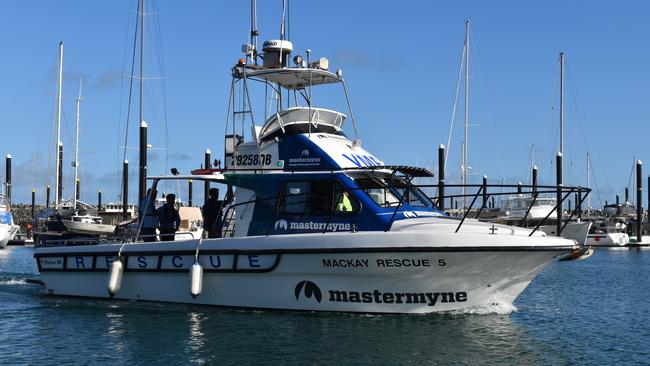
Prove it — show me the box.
[530,144,535,184]
[73,78,83,210]
[462,19,470,209]
[55,41,64,207]
[587,152,591,210]
[560,52,564,154]
[138,0,146,203]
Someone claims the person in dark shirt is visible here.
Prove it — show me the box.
[157,193,181,242]
[203,188,224,238]
[139,188,158,242]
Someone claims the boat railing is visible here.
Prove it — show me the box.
[175,231,199,240]
[38,237,104,247]
[216,182,590,237]
[138,173,590,238]
[427,183,591,236]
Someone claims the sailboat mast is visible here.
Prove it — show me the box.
[462,19,470,209]
[560,52,564,154]
[138,0,146,203]
[55,41,64,207]
[587,152,591,210]
[73,79,83,210]
[530,144,535,184]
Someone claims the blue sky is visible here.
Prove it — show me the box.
[1,1,649,207]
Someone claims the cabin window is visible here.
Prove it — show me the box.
[355,177,431,208]
[280,181,359,215]
[387,176,431,207]
[355,178,401,207]
[282,182,310,214]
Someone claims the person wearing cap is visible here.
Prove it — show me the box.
[203,188,224,238]
[158,193,181,242]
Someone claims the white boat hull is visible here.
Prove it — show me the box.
[586,232,629,247]
[35,231,572,313]
[62,220,116,236]
[0,229,10,248]
[0,224,19,248]
[539,222,591,246]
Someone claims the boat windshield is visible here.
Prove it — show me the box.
[280,180,360,215]
[354,177,431,208]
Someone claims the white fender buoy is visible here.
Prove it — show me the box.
[190,260,203,298]
[107,259,124,297]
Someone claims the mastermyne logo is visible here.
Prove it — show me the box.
[301,149,310,157]
[294,280,322,303]
[274,219,288,231]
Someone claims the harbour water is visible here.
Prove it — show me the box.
[1,246,649,365]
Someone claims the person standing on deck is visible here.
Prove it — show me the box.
[203,188,223,238]
[139,188,158,242]
[158,193,181,241]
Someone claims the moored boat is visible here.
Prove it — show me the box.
[62,214,116,236]
[496,194,591,246]
[586,220,629,247]
[0,191,19,248]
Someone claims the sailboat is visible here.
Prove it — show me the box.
[32,42,71,245]
[33,44,114,245]
[496,53,591,247]
[60,80,116,236]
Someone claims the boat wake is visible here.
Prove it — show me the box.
[0,278,29,286]
[450,302,518,315]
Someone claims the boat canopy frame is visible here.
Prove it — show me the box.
[226,62,360,150]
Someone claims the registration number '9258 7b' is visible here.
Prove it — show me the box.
[232,154,272,166]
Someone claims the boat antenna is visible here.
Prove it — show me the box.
[462,19,470,209]
[307,49,312,135]
[286,0,291,42]
[278,0,287,66]
[55,41,64,208]
[280,0,287,41]
[277,0,288,113]
[73,78,83,210]
[250,0,259,65]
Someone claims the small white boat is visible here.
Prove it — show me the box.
[62,214,116,236]
[499,195,557,222]
[539,221,591,246]
[587,233,629,247]
[0,191,19,248]
[497,195,591,245]
[587,218,630,247]
[586,220,629,247]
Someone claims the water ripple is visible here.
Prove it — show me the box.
[1,247,649,365]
